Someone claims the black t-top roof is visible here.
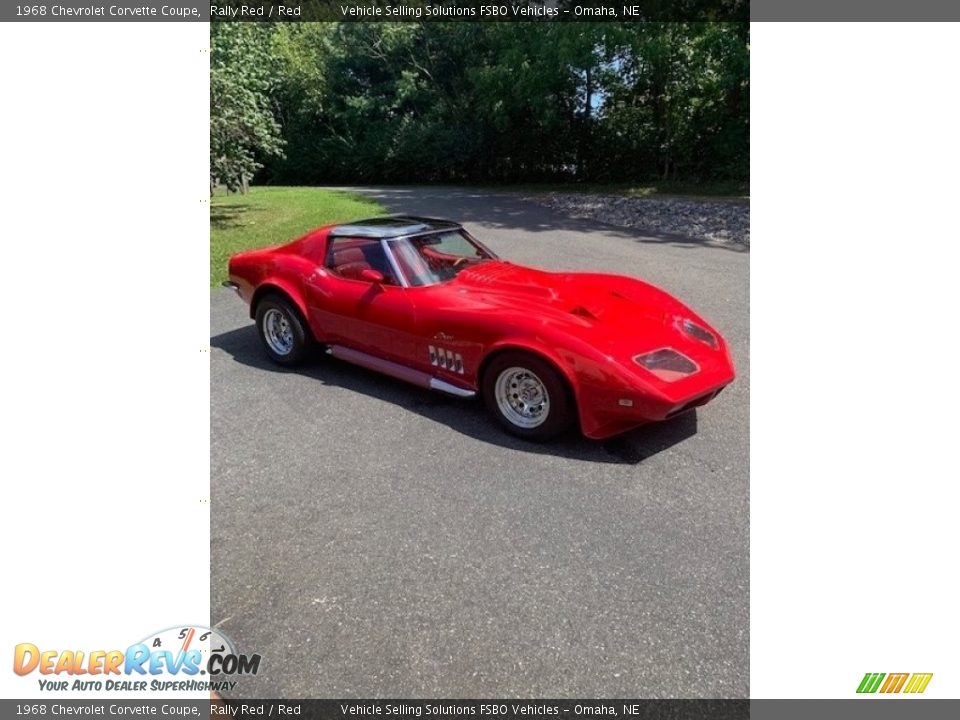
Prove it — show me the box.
[329,215,461,239]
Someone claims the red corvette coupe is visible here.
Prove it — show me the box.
[225,216,735,440]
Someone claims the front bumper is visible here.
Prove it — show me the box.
[222,280,241,296]
[576,369,734,440]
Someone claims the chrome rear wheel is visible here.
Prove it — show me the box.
[262,308,294,356]
[255,295,310,366]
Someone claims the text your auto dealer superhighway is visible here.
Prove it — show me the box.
[47,4,201,17]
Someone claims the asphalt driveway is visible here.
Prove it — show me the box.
[210,187,749,697]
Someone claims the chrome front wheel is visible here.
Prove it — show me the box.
[482,352,574,441]
[494,367,551,429]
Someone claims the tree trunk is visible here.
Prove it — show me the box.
[578,66,592,180]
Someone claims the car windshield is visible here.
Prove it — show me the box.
[387,230,495,287]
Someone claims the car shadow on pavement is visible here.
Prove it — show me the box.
[211,326,699,466]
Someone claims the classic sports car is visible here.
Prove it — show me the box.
[225,216,735,440]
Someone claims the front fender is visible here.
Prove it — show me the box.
[481,338,579,391]
[480,334,662,440]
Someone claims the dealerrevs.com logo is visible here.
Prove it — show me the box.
[13,625,261,693]
[857,672,933,694]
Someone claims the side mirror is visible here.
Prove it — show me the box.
[359,268,384,284]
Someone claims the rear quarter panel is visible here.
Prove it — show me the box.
[228,230,329,331]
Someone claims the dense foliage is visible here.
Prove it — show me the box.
[210,22,748,189]
[210,24,286,191]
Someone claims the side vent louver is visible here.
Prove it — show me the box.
[428,345,464,374]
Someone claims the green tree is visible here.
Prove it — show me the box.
[246,22,748,187]
[210,24,285,193]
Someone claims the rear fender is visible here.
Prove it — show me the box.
[250,279,309,325]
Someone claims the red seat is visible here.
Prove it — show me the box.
[331,247,372,279]
[337,261,373,280]
[333,247,366,266]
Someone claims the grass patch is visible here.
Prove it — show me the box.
[210,186,385,287]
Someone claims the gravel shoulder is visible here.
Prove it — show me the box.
[530,193,750,246]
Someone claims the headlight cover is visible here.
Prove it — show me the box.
[679,318,718,349]
[634,348,699,382]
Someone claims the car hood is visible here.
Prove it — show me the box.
[445,261,721,359]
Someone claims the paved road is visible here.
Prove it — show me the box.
[211,187,749,698]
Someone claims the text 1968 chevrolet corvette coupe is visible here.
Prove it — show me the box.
[225,216,735,440]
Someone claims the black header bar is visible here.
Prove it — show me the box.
[211,0,748,22]
[3,699,960,719]
[6,0,960,21]
[2,0,748,22]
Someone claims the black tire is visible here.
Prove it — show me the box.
[254,294,310,366]
[481,351,575,441]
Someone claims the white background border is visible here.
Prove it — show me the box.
[751,22,959,698]
[0,22,210,699]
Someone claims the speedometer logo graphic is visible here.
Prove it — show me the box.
[138,625,259,676]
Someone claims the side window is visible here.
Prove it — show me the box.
[324,237,397,284]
